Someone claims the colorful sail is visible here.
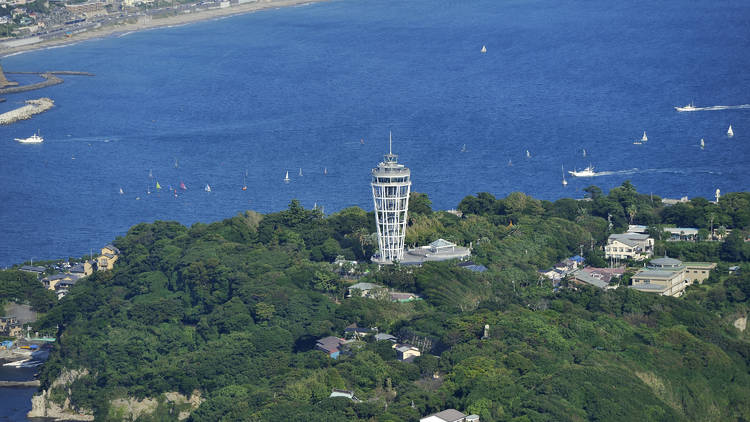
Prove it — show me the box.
[156,181,161,190]
[180,181,187,190]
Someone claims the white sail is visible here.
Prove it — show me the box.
[205,184,211,192]
[562,165,568,186]
[642,131,648,142]
[526,150,531,158]
[284,171,290,182]
[727,125,734,137]
[299,168,303,176]
[119,188,124,195]
[481,45,487,53]
[700,138,705,149]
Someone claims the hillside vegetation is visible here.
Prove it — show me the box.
[27,186,750,421]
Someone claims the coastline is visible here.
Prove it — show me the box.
[0,0,329,58]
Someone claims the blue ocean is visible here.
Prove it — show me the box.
[0,0,749,269]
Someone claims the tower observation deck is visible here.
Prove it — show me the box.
[371,134,411,264]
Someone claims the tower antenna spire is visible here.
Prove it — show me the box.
[389,131,392,155]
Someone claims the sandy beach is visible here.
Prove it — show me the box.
[0,0,329,57]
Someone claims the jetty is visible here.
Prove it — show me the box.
[0,71,94,95]
[0,380,40,387]
[0,97,54,125]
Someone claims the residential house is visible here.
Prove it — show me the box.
[393,343,420,362]
[683,262,717,284]
[389,292,421,302]
[70,261,93,277]
[97,244,120,271]
[663,227,699,241]
[315,336,345,359]
[344,323,375,340]
[420,409,479,422]
[329,389,360,402]
[19,265,46,278]
[42,273,82,291]
[346,282,383,298]
[630,257,687,297]
[570,269,610,290]
[374,333,397,343]
[0,317,22,337]
[538,268,563,282]
[458,261,488,273]
[604,233,654,261]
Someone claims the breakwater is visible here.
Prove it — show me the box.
[0,97,54,125]
[0,71,94,95]
[0,380,40,387]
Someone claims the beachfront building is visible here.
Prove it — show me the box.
[420,409,480,422]
[371,136,411,264]
[630,257,717,297]
[604,233,654,261]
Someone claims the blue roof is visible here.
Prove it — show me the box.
[569,255,585,263]
[463,264,487,273]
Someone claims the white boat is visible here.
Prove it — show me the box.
[299,168,303,177]
[204,184,211,192]
[526,150,531,158]
[119,188,124,195]
[582,149,586,157]
[700,138,705,149]
[675,102,697,112]
[641,131,648,142]
[284,171,290,183]
[561,165,568,186]
[481,45,487,53]
[727,125,734,137]
[568,165,596,177]
[324,167,328,175]
[3,359,30,367]
[15,131,43,144]
[460,144,467,153]
[633,139,642,145]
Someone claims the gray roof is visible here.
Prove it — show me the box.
[19,265,46,273]
[429,238,456,249]
[348,282,380,291]
[630,283,668,292]
[103,244,120,254]
[425,409,466,422]
[635,269,679,279]
[572,270,608,289]
[375,333,397,342]
[650,257,682,267]
[610,233,650,240]
[316,336,343,353]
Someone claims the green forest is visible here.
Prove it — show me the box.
[5,185,750,421]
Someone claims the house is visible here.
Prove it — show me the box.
[374,333,397,343]
[19,265,46,278]
[329,389,360,402]
[344,323,375,340]
[570,269,609,289]
[389,292,421,302]
[315,336,345,359]
[604,233,654,261]
[0,317,22,337]
[630,257,687,297]
[420,409,479,422]
[539,268,563,281]
[393,343,420,362]
[568,255,585,266]
[458,261,488,273]
[70,261,93,277]
[729,266,740,274]
[97,244,120,271]
[399,239,472,266]
[683,262,717,284]
[627,225,648,234]
[663,227,699,241]
[42,273,81,291]
[346,282,383,298]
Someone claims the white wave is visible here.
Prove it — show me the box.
[678,104,750,112]
[583,167,719,177]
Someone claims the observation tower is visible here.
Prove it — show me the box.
[371,133,411,263]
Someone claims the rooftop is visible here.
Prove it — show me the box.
[650,257,683,267]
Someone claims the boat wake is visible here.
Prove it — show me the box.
[677,104,750,112]
[584,168,720,177]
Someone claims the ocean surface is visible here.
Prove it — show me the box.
[0,366,37,421]
[0,0,749,268]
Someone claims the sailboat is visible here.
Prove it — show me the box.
[205,184,211,192]
[324,167,328,175]
[460,144,467,153]
[299,168,303,177]
[174,159,179,168]
[148,169,153,178]
[242,170,247,191]
[641,131,648,142]
[284,171,290,183]
[481,45,487,53]
[562,165,568,186]
[526,150,531,158]
[179,181,187,191]
[700,138,705,149]
[119,188,124,195]
[582,149,587,157]
[360,138,365,145]
[147,184,151,195]
[508,159,513,166]
[727,125,734,138]
[156,181,161,190]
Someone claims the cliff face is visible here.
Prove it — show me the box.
[27,368,94,421]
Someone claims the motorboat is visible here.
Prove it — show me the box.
[568,165,596,177]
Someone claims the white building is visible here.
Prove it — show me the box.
[604,233,654,261]
[371,134,411,264]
